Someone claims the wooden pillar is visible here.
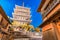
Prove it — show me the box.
[52,20,60,40]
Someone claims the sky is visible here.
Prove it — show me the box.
[0,0,42,28]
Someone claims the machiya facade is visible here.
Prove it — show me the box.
[12,5,32,25]
[0,6,11,39]
[37,0,60,40]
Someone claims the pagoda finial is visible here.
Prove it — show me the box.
[23,2,24,7]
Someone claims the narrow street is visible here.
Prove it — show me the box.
[0,0,60,40]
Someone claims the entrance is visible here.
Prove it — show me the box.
[43,28,58,40]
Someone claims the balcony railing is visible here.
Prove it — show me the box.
[13,18,32,22]
[42,0,59,18]
[13,13,31,17]
[14,8,30,13]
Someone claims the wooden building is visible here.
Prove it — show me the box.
[0,6,11,39]
[37,0,60,40]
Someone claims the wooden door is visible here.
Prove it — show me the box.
[43,28,58,40]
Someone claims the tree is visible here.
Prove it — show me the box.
[11,21,34,32]
[35,28,40,32]
[20,24,34,32]
[12,21,21,26]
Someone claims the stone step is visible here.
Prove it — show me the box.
[14,38,29,40]
[14,38,42,40]
[13,35,30,39]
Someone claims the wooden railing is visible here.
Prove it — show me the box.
[42,0,59,18]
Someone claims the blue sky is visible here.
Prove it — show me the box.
[0,0,42,28]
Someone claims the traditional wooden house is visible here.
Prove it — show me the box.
[37,0,60,40]
[0,6,11,39]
